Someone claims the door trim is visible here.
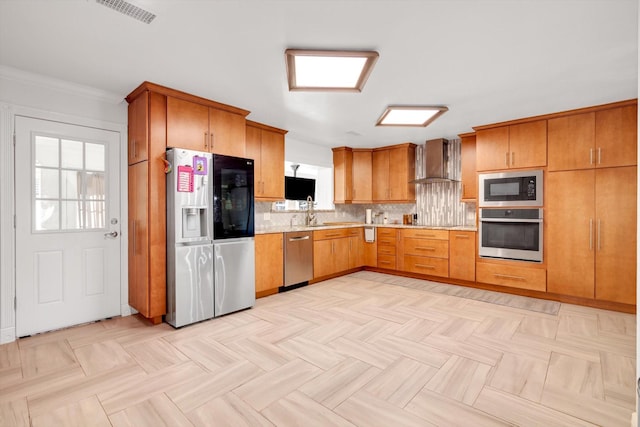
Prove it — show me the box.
[0,102,129,343]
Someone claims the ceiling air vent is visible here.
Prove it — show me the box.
[96,0,156,24]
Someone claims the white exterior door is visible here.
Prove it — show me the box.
[14,116,121,337]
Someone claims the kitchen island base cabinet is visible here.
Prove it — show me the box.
[476,262,546,292]
[255,234,283,297]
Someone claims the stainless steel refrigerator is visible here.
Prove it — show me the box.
[212,154,256,317]
[166,148,214,327]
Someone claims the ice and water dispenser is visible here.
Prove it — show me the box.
[182,207,207,239]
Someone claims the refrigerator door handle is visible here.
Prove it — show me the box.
[215,247,226,313]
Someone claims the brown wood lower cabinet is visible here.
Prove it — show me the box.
[449,231,476,281]
[476,262,546,292]
[313,229,351,278]
[400,229,449,278]
[377,227,398,269]
[255,233,283,296]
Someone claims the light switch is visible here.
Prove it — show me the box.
[263,212,271,221]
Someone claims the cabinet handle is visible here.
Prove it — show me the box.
[415,264,435,269]
[455,234,469,239]
[589,219,593,250]
[597,147,602,165]
[204,132,208,149]
[325,233,341,237]
[415,246,436,251]
[132,221,137,255]
[511,152,515,166]
[494,273,525,281]
[505,152,509,166]
[597,219,601,251]
[589,148,594,165]
[210,131,215,149]
[416,234,436,238]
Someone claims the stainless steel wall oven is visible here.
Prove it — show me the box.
[479,208,543,262]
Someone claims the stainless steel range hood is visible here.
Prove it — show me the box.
[411,138,459,183]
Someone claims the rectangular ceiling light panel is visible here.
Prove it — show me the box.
[377,106,449,127]
[285,49,379,92]
[96,0,156,24]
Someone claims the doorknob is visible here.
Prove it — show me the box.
[104,231,119,239]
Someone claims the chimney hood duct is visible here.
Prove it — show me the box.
[411,138,459,183]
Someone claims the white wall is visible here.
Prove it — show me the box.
[0,66,128,343]
[285,136,333,168]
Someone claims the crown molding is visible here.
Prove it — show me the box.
[0,65,124,105]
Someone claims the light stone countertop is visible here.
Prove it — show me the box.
[255,223,477,234]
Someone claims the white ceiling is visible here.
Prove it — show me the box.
[0,0,637,149]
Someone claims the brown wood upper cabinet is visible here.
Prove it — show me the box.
[548,103,637,171]
[245,121,286,201]
[332,148,373,204]
[475,120,547,171]
[127,90,148,165]
[372,143,416,203]
[459,133,477,201]
[166,96,247,157]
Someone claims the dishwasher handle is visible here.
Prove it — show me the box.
[288,235,310,241]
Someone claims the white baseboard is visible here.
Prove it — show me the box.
[121,304,135,317]
[0,327,15,344]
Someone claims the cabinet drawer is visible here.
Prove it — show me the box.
[404,255,448,277]
[377,245,396,257]
[377,255,396,270]
[314,228,349,240]
[377,228,397,239]
[402,229,449,240]
[476,262,546,292]
[378,237,397,247]
[404,238,449,258]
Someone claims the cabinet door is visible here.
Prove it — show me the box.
[260,130,285,200]
[128,91,148,164]
[209,108,246,157]
[255,234,283,294]
[508,120,547,168]
[166,97,209,151]
[595,166,637,303]
[348,231,364,269]
[128,162,150,316]
[476,126,509,171]
[245,125,263,197]
[595,105,637,168]
[449,231,475,281]
[389,146,415,201]
[546,169,595,298]
[334,238,350,273]
[547,112,595,171]
[333,147,353,204]
[372,149,390,201]
[460,135,476,200]
[313,240,334,278]
[352,150,372,203]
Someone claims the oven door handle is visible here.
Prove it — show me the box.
[480,218,542,223]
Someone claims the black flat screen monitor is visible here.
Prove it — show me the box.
[285,176,316,200]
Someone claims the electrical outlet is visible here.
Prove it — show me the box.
[263,212,270,221]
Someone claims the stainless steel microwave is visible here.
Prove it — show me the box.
[478,170,543,207]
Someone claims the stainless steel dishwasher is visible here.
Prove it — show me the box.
[284,231,314,287]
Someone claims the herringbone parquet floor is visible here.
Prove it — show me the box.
[0,272,636,426]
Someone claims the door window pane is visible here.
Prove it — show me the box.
[61,170,82,199]
[85,201,105,228]
[61,139,83,169]
[35,168,59,199]
[35,200,59,231]
[35,136,59,167]
[61,201,82,230]
[85,172,105,200]
[86,143,105,171]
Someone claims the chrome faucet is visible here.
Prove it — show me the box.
[305,195,316,226]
